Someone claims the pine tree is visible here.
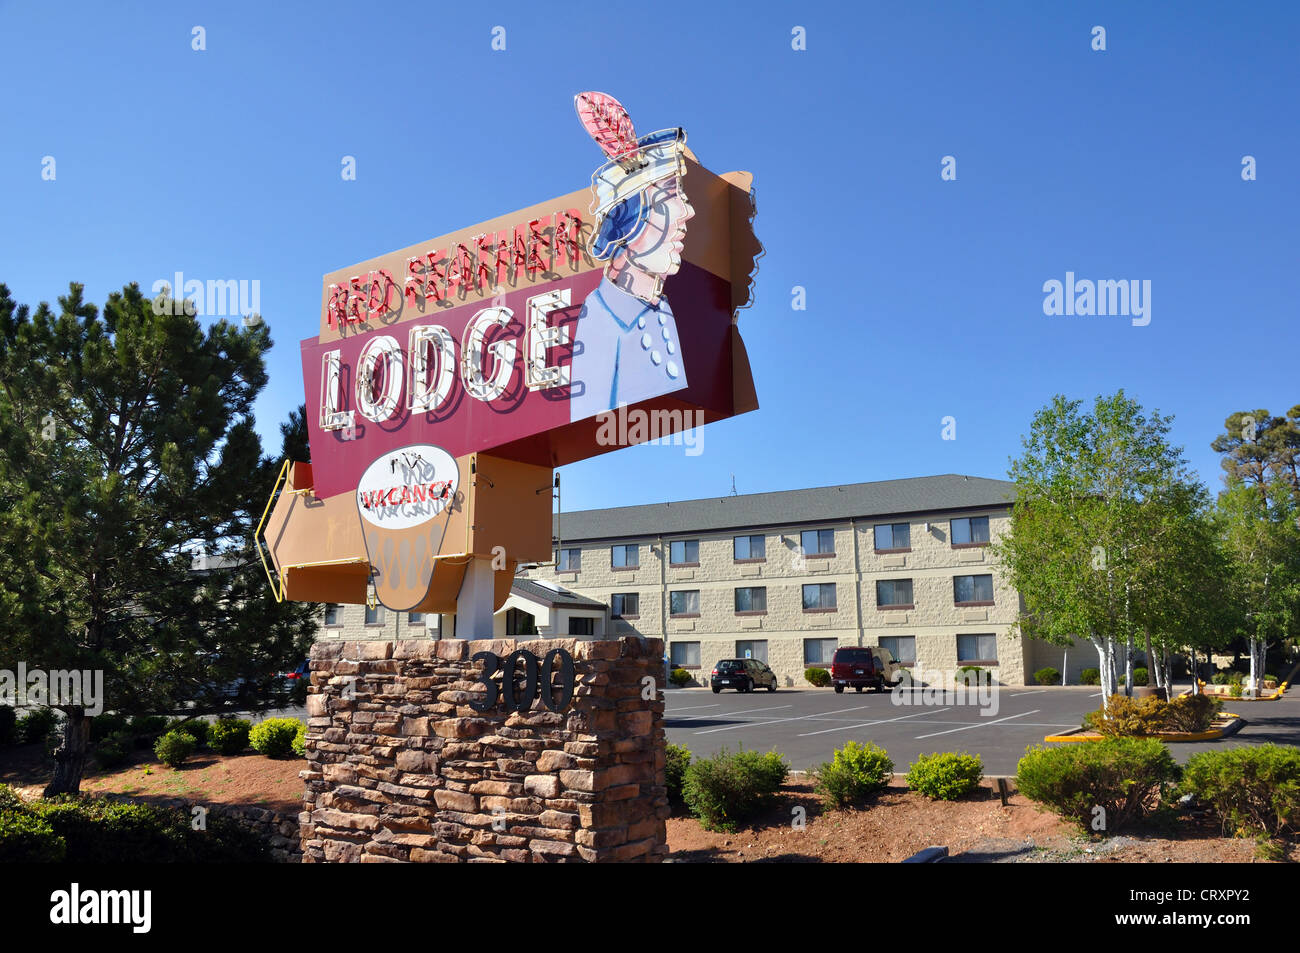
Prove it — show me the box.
[0,282,319,794]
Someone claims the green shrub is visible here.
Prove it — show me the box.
[249,718,304,759]
[1181,745,1300,839]
[35,797,267,863]
[291,721,307,758]
[905,752,983,800]
[665,743,692,803]
[167,719,208,747]
[955,666,986,686]
[128,714,168,736]
[1161,694,1220,733]
[0,706,16,746]
[1034,667,1060,686]
[208,718,251,755]
[681,748,789,832]
[153,730,196,769]
[88,713,129,743]
[804,667,831,688]
[814,741,893,810]
[0,809,66,862]
[1211,671,1232,685]
[1080,668,1100,686]
[1229,681,1243,698]
[1132,667,1149,687]
[669,668,693,688]
[1016,737,1179,834]
[1084,695,1166,737]
[0,784,26,813]
[94,730,137,770]
[17,707,57,745]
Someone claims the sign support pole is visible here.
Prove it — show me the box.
[456,556,496,638]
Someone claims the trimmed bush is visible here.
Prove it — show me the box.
[208,718,251,755]
[1034,667,1060,686]
[1132,667,1149,687]
[88,713,129,743]
[1080,668,1100,686]
[0,809,66,862]
[955,666,987,686]
[1017,737,1179,834]
[1211,671,1232,685]
[665,743,692,803]
[905,752,983,800]
[93,730,137,769]
[17,707,57,745]
[0,783,25,813]
[669,668,693,688]
[1161,694,1220,733]
[1084,694,1165,737]
[291,721,307,758]
[682,748,789,832]
[1181,745,1300,839]
[128,714,168,738]
[815,741,893,810]
[804,667,831,688]
[0,706,16,746]
[249,718,304,759]
[36,797,267,863]
[153,730,196,768]
[167,719,209,748]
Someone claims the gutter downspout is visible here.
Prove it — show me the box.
[851,517,864,648]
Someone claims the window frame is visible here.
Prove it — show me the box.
[950,515,991,548]
[953,573,995,607]
[875,577,915,610]
[324,603,343,627]
[669,589,701,618]
[669,538,700,567]
[879,635,917,667]
[873,522,912,554]
[733,586,768,615]
[799,528,836,558]
[733,534,766,562]
[956,633,999,665]
[611,544,640,570]
[670,641,701,669]
[802,582,838,612]
[610,592,640,619]
[803,637,839,667]
[364,604,385,626]
[557,547,582,572]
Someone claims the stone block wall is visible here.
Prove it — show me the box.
[300,636,667,863]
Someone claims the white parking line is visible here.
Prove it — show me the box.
[671,704,792,722]
[1009,690,1045,697]
[797,707,951,737]
[661,704,722,714]
[693,704,878,736]
[914,709,1040,740]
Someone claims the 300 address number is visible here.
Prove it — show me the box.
[469,648,576,714]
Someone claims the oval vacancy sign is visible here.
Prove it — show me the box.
[356,444,459,530]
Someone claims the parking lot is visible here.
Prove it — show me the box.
[664,685,1300,776]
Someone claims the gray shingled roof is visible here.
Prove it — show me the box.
[511,577,607,609]
[552,474,1015,542]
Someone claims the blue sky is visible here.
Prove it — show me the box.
[2,0,1296,512]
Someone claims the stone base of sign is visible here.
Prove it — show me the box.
[300,636,668,863]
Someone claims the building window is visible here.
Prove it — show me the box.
[734,534,766,560]
[568,616,595,636]
[670,539,699,566]
[800,528,835,556]
[407,612,426,626]
[736,639,768,662]
[951,516,990,546]
[557,547,581,571]
[506,608,537,636]
[324,604,342,626]
[611,592,639,618]
[804,637,838,666]
[879,635,916,665]
[669,590,700,617]
[365,604,384,626]
[874,522,911,552]
[876,578,914,609]
[734,586,767,613]
[670,641,701,668]
[954,573,994,605]
[802,583,837,611]
[611,544,639,569]
[957,633,998,664]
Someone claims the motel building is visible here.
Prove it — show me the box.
[316,473,1084,688]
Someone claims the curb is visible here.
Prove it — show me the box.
[1044,716,1245,744]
